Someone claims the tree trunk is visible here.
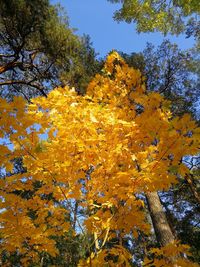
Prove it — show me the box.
[146,191,175,246]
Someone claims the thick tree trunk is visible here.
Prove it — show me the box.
[146,191,175,246]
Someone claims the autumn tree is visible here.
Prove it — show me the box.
[118,41,200,264]
[0,52,199,266]
[0,1,102,264]
[107,2,199,247]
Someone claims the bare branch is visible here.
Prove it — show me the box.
[0,80,47,97]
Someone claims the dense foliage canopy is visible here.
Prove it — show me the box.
[0,0,200,266]
[0,52,199,266]
[107,0,200,36]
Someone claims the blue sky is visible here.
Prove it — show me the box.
[51,0,194,57]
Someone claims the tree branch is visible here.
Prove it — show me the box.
[0,80,47,97]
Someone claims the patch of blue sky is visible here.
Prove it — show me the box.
[50,0,195,58]
[0,137,14,151]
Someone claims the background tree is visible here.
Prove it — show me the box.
[120,40,200,118]
[107,0,200,36]
[0,0,101,100]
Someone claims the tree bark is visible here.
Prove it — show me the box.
[0,60,22,74]
[146,191,175,247]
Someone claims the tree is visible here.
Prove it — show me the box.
[0,2,101,264]
[119,41,200,262]
[109,2,200,248]
[60,34,103,95]
[0,0,100,100]
[107,0,200,36]
[157,155,200,263]
[119,40,200,118]
[0,52,199,266]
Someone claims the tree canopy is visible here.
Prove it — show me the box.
[0,52,199,266]
[0,1,200,266]
[0,0,100,99]
[107,0,200,36]
[119,40,200,118]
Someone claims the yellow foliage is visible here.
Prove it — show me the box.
[0,52,199,265]
[144,241,200,267]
